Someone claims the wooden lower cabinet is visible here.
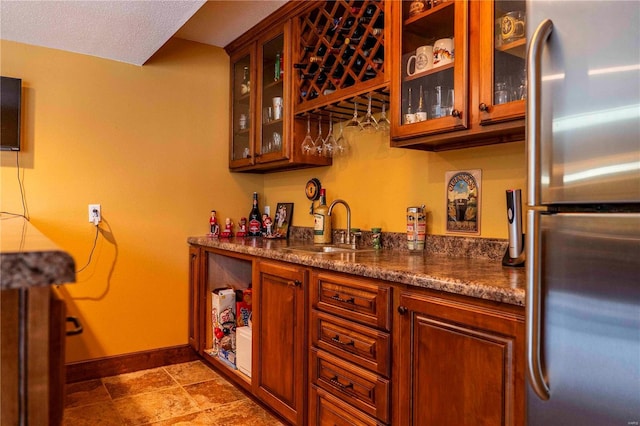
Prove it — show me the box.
[395,289,525,426]
[309,271,393,426]
[189,246,525,426]
[254,259,307,425]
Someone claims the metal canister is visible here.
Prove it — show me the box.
[407,205,426,250]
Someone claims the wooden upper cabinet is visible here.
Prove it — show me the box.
[478,0,527,125]
[229,44,256,169]
[226,3,331,173]
[391,0,526,151]
[390,0,469,141]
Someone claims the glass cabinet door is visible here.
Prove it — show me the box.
[392,0,468,139]
[478,0,526,124]
[230,48,254,168]
[258,31,286,163]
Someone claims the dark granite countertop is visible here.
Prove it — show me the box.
[1,216,76,289]
[187,232,525,307]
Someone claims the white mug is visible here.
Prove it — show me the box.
[272,97,283,120]
[406,45,433,76]
[433,38,454,68]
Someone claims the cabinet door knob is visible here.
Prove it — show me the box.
[293,280,302,287]
[479,103,489,112]
[397,306,408,315]
[451,109,462,118]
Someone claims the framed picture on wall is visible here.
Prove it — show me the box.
[272,202,293,239]
[445,169,481,235]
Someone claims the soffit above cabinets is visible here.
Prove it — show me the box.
[0,0,287,66]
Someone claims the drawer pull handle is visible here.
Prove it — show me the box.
[330,376,354,391]
[331,294,355,304]
[332,335,355,347]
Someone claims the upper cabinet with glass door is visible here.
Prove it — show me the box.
[478,0,527,124]
[257,29,287,165]
[229,46,255,169]
[390,0,469,141]
[390,0,526,151]
[226,3,331,173]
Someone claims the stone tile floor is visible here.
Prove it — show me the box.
[63,360,284,425]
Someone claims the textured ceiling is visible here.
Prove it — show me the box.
[0,1,287,66]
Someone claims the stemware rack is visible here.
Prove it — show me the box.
[294,0,390,120]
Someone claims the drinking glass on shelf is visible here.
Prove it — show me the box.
[441,88,454,116]
[360,93,379,133]
[495,82,509,105]
[344,102,364,143]
[377,103,391,136]
[322,113,336,158]
[314,116,324,156]
[301,115,315,155]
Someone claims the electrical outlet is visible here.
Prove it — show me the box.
[88,204,101,224]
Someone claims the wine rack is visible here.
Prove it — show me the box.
[294,0,389,118]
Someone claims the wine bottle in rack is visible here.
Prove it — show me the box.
[293,63,307,69]
[363,35,377,50]
[300,73,317,80]
[316,44,327,56]
[373,13,384,30]
[363,4,377,19]
[341,46,356,63]
[316,72,327,84]
[339,16,356,32]
[352,56,365,73]
[331,63,345,79]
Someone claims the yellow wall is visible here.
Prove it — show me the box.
[1,39,263,362]
[264,133,525,238]
[1,37,525,363]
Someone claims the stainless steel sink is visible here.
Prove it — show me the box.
[283,245,373,254]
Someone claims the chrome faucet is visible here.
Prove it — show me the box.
[327,199,361,249]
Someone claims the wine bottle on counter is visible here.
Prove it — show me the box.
[313,189,332,244]
[248,192,262,237]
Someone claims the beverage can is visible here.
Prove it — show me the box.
[407,206,426,250]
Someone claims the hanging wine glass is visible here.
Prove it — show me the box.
[377,102,391,136]
[314,116,324,156]
[360,93,379,133]
[344,101,363,143]
[333,120,349,157]
[301,115,315,155]
[322,113,336,158]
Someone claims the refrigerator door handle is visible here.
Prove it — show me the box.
[526,209,550,400]
[526,19,553,208]
[526,18,553,402]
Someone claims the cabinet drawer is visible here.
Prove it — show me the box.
[309,384,386,426]
[311,272,392,331]
[310,348,390,423]
[311,309,391,377]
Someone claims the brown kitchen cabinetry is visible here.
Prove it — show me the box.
[190,247,254,393]
[226,3,331,173]
[189,244,525,425]
[395,288,525,426]
[390,0,526,151]
[309,271,393,425]
[254,259,308,425]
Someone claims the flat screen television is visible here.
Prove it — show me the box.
[1,76,22,151]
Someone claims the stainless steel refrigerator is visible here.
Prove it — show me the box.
[525,1,640,425]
